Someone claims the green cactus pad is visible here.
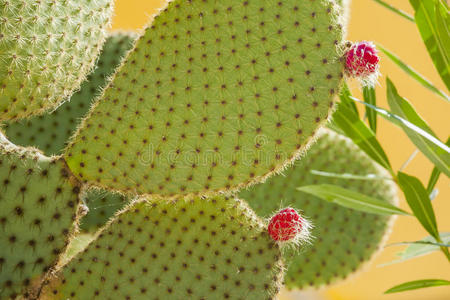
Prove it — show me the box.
[42,196,284,299]
[3,32,136,155]
[240,129,397,289]
[79,189,128,232]
[65,0,345,198]
[0,0,114,121]
[0,134,81,299]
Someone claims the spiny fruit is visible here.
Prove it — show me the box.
[41,196,284,300]
[268,208,310,243]
[344,41,380,84]
[240,129,397,289]
[3,32,136,155]
[0,132,81,299]
[64,0,346,198]
[0,0,114,121]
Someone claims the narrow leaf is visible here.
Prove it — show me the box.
[378,45,450,102]
[427,167,441,193]
[385,279,450,294]
[350,97,450,162]
[392,241,450,248]
[427,137,449,193]
[388,233,450,264]
[398,172,439,239]
[410,0,450,90]
[363,86,378,132]
[372,0,415,22]
[310,170,392,181]
[327,121,346,135]
[435,1,450,86]
[333,104,392,172]
[298,184,410,216]
[387,79,450,177]
[339,82,359,115]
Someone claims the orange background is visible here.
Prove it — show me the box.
[111,0,450,299]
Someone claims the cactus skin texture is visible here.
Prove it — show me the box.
[42,196,284,300]
[240,129,397,289]
[3,32,136,155]
[0,0,114,121]
[0,134,81,299]
[2,33,135,235]
[64,0,345,198]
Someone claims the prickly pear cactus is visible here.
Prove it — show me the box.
[3,32,136,155]
[64,0,346,197]
[0,133,81,299]
[0,0,393,299]
[2,32,135,155]
[42,196,284,300]
[240,129,397,289]
[2,32,135,236]
[0,0,114,121]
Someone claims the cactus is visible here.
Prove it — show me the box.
[0,0,114,121]
[0,0,403,299]
[64,0,346,198]
[240,129,397,289]
[3,33,136,233]
[3,32,136,155]
[41,196,284,300]
[0,133,81,299]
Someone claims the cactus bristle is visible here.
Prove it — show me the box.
[0,0,114,121]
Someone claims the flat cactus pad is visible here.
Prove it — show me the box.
[0,134,81,299]
[3,32,136,155]
[240,129,397,289]
[65,0,345,198]
[0,0,114,121]
[42,196,284,299]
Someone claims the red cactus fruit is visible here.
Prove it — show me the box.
[268,208,309,243]
[345,41,380,79]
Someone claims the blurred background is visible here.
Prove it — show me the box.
[111,0,450,299]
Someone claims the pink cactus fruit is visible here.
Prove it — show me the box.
[345,41,380,85]
[268,208,311,244]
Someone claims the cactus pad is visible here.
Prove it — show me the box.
[0,0,114,121]
[79,189,127,232]
[0,134,81,299]
[65,0,345,197]
[3,32,136,155]
[43,196,284,299]
[240,129,397,289]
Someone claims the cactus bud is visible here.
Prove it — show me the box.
[345,41,380,85]
[268,208,310,243]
